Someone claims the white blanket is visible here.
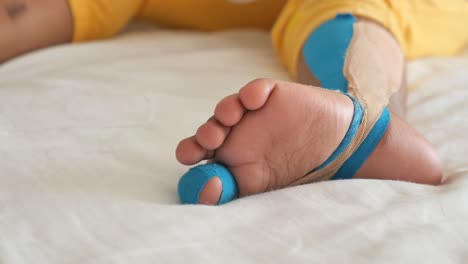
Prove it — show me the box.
[1,29,467,263]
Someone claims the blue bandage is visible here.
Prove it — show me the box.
[178,163,238,205]
[302,13,390,179]
[302,13,356,92]
[308,95,364,174]
[177,13,392,205]
[332,107,390,180]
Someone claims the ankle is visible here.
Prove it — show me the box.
[355,112,443,185]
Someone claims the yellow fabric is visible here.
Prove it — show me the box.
[68,0,146,41]
[69,0,468,77]
[272,0,468,78]
[68,0,286,41]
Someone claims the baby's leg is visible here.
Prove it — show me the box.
[296,16,441,184]
[299,51,407,117]
[176,16,442,205]
[0,0,73,63]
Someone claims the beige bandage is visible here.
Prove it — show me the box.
[290,20,405,185]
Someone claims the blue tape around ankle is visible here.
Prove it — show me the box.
[332,108,390,180]
[307,95,364,174]
[178,163,238,205]
[302,13,391,179]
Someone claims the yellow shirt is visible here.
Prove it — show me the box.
[69,0,468,78]
[70,0,286,39]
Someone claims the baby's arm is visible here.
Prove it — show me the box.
[0,0,149,63]
[0,0,73,63]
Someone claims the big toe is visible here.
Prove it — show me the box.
[239,79,275,110]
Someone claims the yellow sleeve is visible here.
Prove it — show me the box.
[68,0,146,42]
[272,0,468,79]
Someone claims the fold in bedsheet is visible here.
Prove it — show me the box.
[0,29,467,263]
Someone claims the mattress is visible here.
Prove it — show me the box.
[1,28,467,263]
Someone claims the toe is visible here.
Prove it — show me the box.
[230,164,269,197]
[214,94,245,126]
[196,117,230,150]
[176,136,208,165]
[239,79,276,110]
[198,177,222,205]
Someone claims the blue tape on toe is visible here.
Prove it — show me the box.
[178,163,238,205]
[332,107,391,180]
[302,13,356,92]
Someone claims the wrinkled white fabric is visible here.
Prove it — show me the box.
[0,28,467,263]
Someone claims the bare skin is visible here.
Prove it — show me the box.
[0,0,72,63]
[0,2,442,206]
[177,79,442,204]
[177,19,442,205]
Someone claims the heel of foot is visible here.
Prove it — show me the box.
[178,163,238,205]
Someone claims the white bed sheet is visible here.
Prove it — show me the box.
[1,29,467,263]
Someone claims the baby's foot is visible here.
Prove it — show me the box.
[176,79,442,205]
